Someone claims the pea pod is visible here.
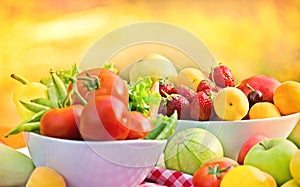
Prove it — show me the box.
[144,119,167,140]
[20,100,50,113]
[155,111,178,140]
[50,71,68,107]
[31,98,58,108]
[4,110,46,138]
[4,122,40,138]
[144,111,178,140]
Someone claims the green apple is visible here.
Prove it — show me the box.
[244,138,298,186]
[288,120,300,148]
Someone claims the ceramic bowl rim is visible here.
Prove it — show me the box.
[25,132,167,145]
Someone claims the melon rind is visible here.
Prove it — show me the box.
[164,128,224,175]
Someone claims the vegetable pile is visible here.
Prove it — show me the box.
[5,63,177,141]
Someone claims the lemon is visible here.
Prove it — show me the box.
[220,165,277,187]
[290,150,300,185]
[213,87,249,120]
[249,102,281,119]
[274,81,300,115]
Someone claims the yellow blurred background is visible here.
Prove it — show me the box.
[1,0,300,148]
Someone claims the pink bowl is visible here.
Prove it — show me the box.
[25,132,167,187]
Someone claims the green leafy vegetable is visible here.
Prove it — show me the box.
[128,77,161,115]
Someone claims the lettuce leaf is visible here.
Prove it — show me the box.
[128,77,161,116]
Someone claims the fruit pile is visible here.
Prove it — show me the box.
[128,54,300,187]
[140,54,299,121]
[184,133,300,187]
[1,53,300,186]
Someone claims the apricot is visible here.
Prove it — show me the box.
[274,81,300,115]
[26,167,66,187]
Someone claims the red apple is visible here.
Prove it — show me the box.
[237,135,268,164]
[237,75,280,103]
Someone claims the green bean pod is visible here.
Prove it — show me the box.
[20,100,50,113]
[4,110,47,138]
[31,97,58,108]
[155,111,178,140]
[144,111,178,140]
[51,71,68,106]
[3,122,40,137]
[144,119,167,140]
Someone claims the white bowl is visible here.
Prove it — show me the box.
[25,132,167,187]
[175,113,300,160]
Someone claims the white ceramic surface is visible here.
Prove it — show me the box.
[25,132,167,187]
[174,112,300,160]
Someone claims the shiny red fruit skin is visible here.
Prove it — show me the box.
[190,91,212,121]
[79,95,131,141]
[209,65,235,88]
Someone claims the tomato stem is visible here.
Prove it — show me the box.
[208,164,232,178]
[77,72,100,91]
[69,77,88,105]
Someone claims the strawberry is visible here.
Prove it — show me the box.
[176,85,197,103]
[159,79,177,97]
[197,79,220,96]
[190,91,213,121]
[209,65,235,88]
[166,94,190,120]
[158,98,167,115]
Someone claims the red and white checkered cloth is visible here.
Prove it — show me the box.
[140,166,193,187]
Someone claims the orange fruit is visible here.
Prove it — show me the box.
[274,81,300,115]
[249,102,281,119]
[26,167,66,187]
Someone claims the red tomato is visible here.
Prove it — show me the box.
[126,111,154,140]
[72,68,128,106]
[79,95,131,141]
[40,105,83,140]
[192,161,234,187]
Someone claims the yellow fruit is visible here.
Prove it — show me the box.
[26,167,66,187]
[213,87,249,120]
[274,81,300,115]
[176,68,205,91]
[220,165,277,187]
[129,53,178,83]
[290,150,300,185]
[281,179,300,187]
[249,102,281,119]
[288,120,300,148]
